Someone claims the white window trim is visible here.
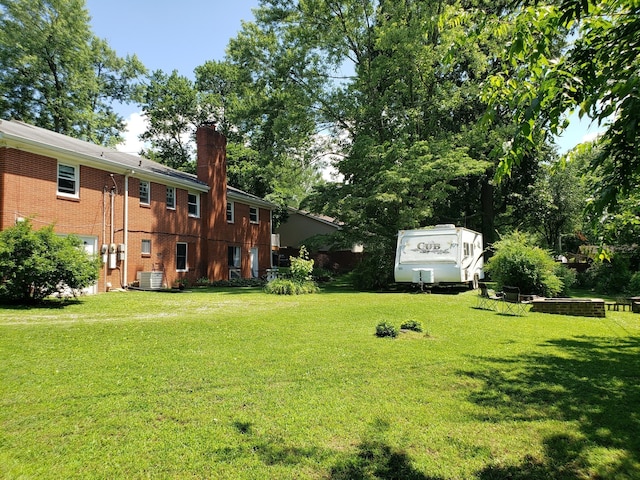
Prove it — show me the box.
[188,192,200,218]
[139,180,150,205]
[176,242,188,272]
[249,206,259,223]
[227,201,234,223]
[166,186,176,210]
[141,239,151,256]
[57,162,79,198]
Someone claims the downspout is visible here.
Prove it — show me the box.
[123,172,131,288]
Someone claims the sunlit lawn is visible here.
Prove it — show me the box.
[1,285,639,479]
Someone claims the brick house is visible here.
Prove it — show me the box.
[0,119,275,292]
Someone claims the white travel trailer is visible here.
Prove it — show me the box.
[394,225,484,289]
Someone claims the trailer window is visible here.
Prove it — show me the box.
[464,243,472,257]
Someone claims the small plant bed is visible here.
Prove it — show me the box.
[265,246,318,295]
[376,319,426,338]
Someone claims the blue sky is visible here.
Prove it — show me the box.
[86,0,260,152]
[86,0,598,154]
[87,1,259,81]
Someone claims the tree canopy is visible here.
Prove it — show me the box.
[483,0,639,209]
[0,0,146,146]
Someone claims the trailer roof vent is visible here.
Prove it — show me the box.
[434,224,456,229]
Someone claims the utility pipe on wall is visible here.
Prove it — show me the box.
[123,172,131,289]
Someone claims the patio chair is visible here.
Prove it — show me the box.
[615,297,632,311]
[476,282,502,310]
[501,286,531,315]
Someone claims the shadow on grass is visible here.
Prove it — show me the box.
[329,441,439,479]
[223,418,439,479]
[0,297,83,310]
[461,336,640,479]
[328,419,440,479]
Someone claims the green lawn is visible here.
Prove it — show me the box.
[1,286,639,479]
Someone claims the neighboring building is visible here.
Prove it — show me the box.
[0,120,275,292]
[276,207,362,272]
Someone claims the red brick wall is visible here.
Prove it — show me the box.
[0,147,124,291]
[1,132,273,291]
[195,124,273,281]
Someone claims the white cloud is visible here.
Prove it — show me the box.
[116,112,148,156]
[580,130,602,144]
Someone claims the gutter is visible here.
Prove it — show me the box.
[0,130,209,193]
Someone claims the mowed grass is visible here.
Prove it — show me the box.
[1,286,639,479]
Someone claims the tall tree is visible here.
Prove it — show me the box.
[274,0,517,281]
[138,70,217,173]
[0,0,145,146]
[139,54,323,211]
[483,0,639,210]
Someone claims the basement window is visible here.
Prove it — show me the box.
[176,242,188,271]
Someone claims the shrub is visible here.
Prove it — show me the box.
[375,321,398,338]
[351,250,394,291]
[312,267,334,283]
[485,231,563,297]
[0,220,100,303]
[554,264,577,296]
[400,319,423,332]
[581,256,632,294]
[265,247,319,295]
[628,271,640,295]
[289,246,314,282]
[210,278,265,288]
[264,278,319,295]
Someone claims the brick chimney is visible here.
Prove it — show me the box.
[196,123,228,279]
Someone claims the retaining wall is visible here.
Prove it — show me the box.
[531,298,605,317]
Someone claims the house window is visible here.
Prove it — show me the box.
[226,201,234,223]
[249,206,259,223]
[166,187,175,209]
[250,247,259,278]
[228,246,241,279]
[139,181,150,205]
[228,246,241,267]
[188,192,200,217]
[176,242,188,271]
[57,163,78,197]
[141,239,151,256]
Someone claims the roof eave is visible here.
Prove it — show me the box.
[0,132,209,193]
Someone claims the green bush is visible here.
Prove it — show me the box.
[0,220,100,303]
[289,246,314,282]
[264,278,319,295]
[312,267,334,283]
[351,250,394,291]
[485,231,563,297]
[628,271,640,295]
[400,319,423,332]
[581,256,632,295]
[375,321,398,338]
[265,247,319,295]
[210,278,265,288]
[554,264,577,296]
